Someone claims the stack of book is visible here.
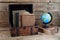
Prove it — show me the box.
[11,10,38,37]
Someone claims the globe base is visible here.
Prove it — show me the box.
[42,24,49,28]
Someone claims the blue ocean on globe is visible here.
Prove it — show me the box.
[41,13,51,24]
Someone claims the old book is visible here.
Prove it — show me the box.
[18,27,38,36]
[19,10,35,27]
[38,26,58,35]
[13,11,19,28]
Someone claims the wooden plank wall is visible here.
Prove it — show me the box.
[0,0,60,27]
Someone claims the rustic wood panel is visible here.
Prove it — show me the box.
[0,0,60,27]
[33,3,60,12]
[0,11,10,27]
[0,0,60,2]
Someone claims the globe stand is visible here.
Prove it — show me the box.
[41,12,52,28]
[38,12,58,34]
[42,24,48,28]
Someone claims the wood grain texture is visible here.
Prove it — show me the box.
[0,0,59,29]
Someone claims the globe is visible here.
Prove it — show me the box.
[41,12,52,24]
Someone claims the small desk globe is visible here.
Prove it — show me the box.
[40,12,52,28]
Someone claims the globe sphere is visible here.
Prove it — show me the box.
[41,12,52,24]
